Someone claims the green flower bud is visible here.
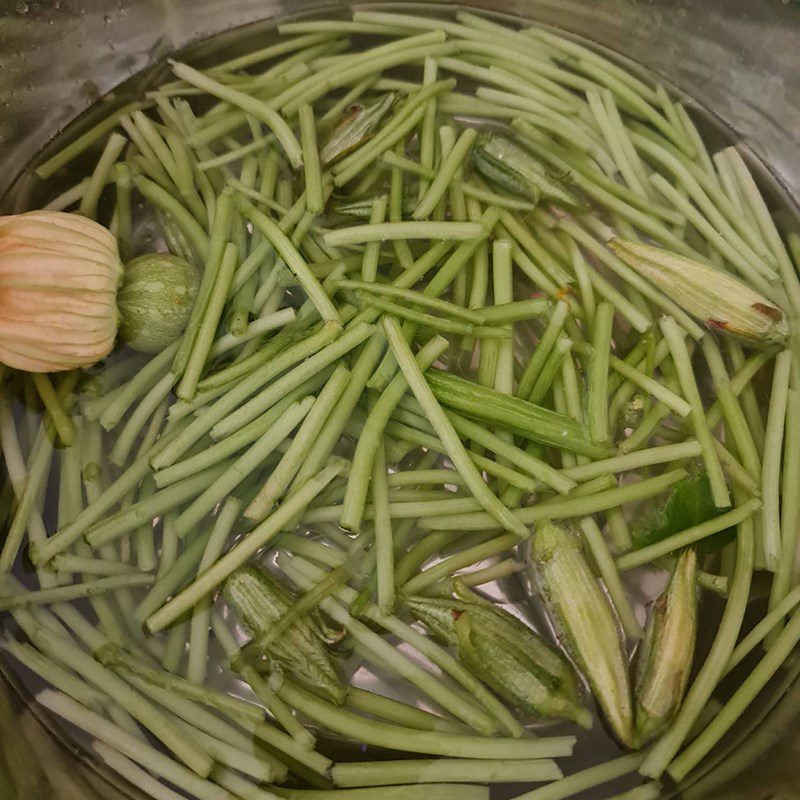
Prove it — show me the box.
[472,133,580,208]
[406,583,590,727]
[532,520,633,746]
[634,548,698,747]
[608,238,789,348]
[321,93,396,165]
[224,566,345,705]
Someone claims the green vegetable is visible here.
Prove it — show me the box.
[609,238,789,348]
[532,521,633,747]
[472,132,580,208]
[425,368,612,459]
[633,548,698,746]
[224,565,345,705]
[320,93,396,165]
[7,9,800,797]
[405,583,590,727]
[118,253,200,354]
[632,473,735,557]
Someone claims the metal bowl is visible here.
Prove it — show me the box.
[1,2,800,798]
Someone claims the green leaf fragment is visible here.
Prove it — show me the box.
[632,473,736,557]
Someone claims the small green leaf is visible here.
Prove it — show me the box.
[631,473,735,556]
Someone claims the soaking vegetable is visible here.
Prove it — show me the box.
[532,521,634,746]
[634,548,698,746]
[609,238,790,348]
[406,583,591,727]
[320,93,397,165]
[472,133,580,209]
[118,253,200,354]
[224,566,345,704]
[0,8,799,800]
[0,211,121,371]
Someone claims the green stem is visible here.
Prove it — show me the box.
[48,554,140,577]
[561,440,701,483]
[186,498,241,685]
[31,373,75,446]
[360,195,388,282]
[660,316,730,508]
[241,198,341,325]
[0,638,106,711]
[510,753,645,800]
[145,460,345,633]
[725,583,800,675]
[759,348,792,571]
[245,367,349,520]
[111,372,175,467]
[351,293,507,338]
[0,574,153,611]
[36,691,224,799]
[371,437,395,616]
[769,384,800,629]
[413,128,478,219]
[669,605,800,781]
[341,335,448,532]
[286,331,386,504]
[177,241,239,400]
[98,341,179,430]
[516,301,569,400]
[420,468,686,531]
[133,176,210,260]
[277,786,489,800]
[173,399,312,538]
[78,131,128,219]
[277,681,573,759]
[383,317,528,538]
[35,102,141,179]
[325,221,484,246]
[84,464,227,549]
[337,280,485,324]
[152,323,340,469]
[579,516,642,638]
[172,60,303,167]
[19,613,213,777]
[102,645,263,724]
[586,301,615,444]
[297,104,324,214]
[402,533,522,594]
[210,322,373,439]
[348,688,460,736]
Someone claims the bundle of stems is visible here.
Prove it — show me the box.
[3,8,800,800]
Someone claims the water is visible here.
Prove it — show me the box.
[1,9,799,800]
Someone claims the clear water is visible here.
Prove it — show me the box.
[1,10,799,800]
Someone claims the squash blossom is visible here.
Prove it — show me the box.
[0,211,122,372]
[320,93,396,165]
[532,520,634,746]
[633,548,698,747]
[224,566,345,705]
[608,237,789,348]
[405,583,591,727]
